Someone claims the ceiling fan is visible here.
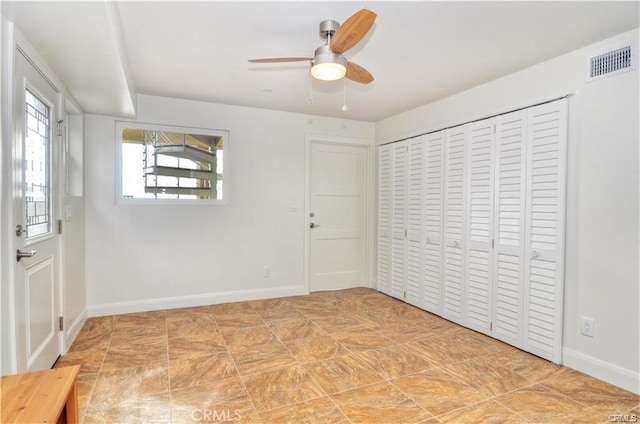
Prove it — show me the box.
[248,9,376,84]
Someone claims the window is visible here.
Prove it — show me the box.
[116,122,228,204]
[24,89,52,238]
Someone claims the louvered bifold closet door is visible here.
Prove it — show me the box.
[404,137,426,307]
[422,131,444,314]
[465,119,495,334]
[377,145,393,294]
[390,142,408,300]
[443,126,467,324]
[523,99,568,364]
[491,111,527,346]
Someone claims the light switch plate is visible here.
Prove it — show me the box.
[65,205,73,222]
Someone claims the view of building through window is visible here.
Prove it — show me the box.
[119,125,227,202]
[24,89,51,238]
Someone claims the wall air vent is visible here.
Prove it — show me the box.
[587,44,635,82]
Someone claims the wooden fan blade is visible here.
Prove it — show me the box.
[346,62,374,84]
[331,9,377,54]
[248,57,311,63]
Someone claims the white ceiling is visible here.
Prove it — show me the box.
[2,1,638,122]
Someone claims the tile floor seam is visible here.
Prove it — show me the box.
[79,372,99,424]
[389,365,498,420]
[211,308,263,424]
[303,314,360,358]
[322,379,387,397]
[267,316,357,424]
[493,383,615,422]
[164,309,173,424]
[264,315,334,400]
[82,319,116,419]
[537,382,629,418]
[284,323,358,424]
[384,377,435,421]
[489,393,538,423]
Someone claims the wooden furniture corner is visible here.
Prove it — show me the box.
[1,365,80,424]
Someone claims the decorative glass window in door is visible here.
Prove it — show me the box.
[24,89,51,239]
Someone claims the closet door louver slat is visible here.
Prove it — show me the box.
[377,145,392,294]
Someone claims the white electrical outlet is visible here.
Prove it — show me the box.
[263,266,271,278]
[581,316,595,337]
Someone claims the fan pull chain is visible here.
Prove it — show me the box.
[308,62,313,105]
[342,78,348,111]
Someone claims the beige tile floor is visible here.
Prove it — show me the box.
[56,288,640,423]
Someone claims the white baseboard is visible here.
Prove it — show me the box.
[63,308,87,354]
[562,347,640,394]
[87,285,308,317]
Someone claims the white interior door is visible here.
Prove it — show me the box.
[309,142,367,292]
[13,48,61,371]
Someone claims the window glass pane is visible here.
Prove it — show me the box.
[24,89,51,238]
[120,126,227,202]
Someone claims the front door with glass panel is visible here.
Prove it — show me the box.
[13,49,61,371]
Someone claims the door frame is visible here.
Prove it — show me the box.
[303,134,374,294]
[1,26,67,374]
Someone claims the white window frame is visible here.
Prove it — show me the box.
[115,121,229,205]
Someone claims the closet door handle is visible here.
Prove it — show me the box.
[453,240,459,248]
[531,250,539,259]
[425,237,431,244]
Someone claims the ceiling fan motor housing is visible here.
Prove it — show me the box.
[312,45,347,68]
[319,20,340,40]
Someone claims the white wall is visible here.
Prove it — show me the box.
[376,29,639,393]
[85,95,375,315]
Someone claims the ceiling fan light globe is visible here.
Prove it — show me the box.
[312,62,347,81]
[311,45,348,81]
